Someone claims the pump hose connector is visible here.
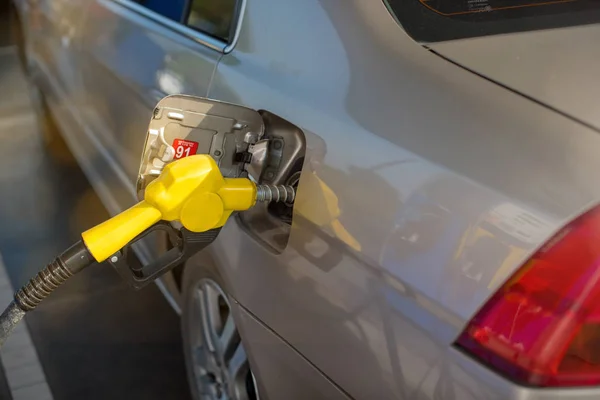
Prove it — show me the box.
[14,241,94,312]
[15,258,73,311]
[256,184,296,204]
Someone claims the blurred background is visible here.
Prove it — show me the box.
[0,2,191,399]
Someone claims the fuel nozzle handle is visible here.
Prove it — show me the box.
[81,155,285,263]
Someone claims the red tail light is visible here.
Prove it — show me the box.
[456,205,600,387]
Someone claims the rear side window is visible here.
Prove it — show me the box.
[132,0,187,22]
[185,0,237,42]
[386,0,600,42]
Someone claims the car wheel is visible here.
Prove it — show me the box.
[182,263,259,400]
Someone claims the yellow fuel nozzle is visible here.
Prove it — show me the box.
[0,155,294,340]
[82,155,259,263]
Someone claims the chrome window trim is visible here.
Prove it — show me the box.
[107,0,246,53]
[224,0,246,54]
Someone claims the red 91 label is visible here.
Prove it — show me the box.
[173,139,199,159]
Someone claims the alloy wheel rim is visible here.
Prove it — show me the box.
[188,278,257,400]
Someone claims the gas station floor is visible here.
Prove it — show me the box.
[0,48,192,399]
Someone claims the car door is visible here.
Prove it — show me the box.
[24,0,88,103]
[78,0,235,212]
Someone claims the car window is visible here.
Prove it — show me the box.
[185,0,237,42]
[131,0,187,22]
[386,0,600,42]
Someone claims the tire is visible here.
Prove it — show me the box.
[181,263,259,400]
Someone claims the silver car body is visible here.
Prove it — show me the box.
[13,0,600,398]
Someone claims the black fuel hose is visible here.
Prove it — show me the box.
[0,241,95,347]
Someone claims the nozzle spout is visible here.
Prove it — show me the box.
[255,185,296,204]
